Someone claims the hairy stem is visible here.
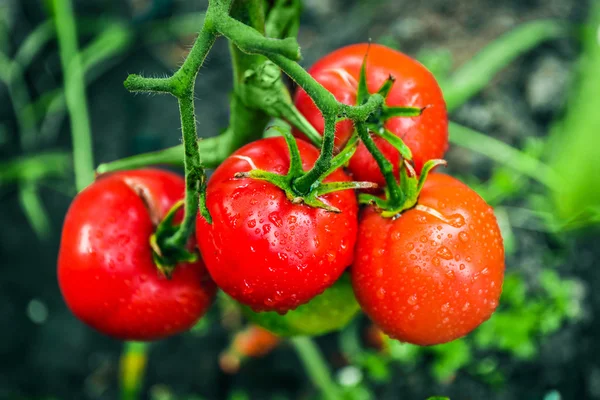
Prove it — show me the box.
[356,121,403,205]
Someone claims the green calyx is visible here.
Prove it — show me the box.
[355,54,423,162]
[237,126,377,212]
[242,273,360,337]
[359,158,447,218]
[149,200,198,278]
[350,48,446,218]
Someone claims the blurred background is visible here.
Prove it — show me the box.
[1,0,599,399]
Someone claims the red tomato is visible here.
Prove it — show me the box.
[58,169,216,341]
[352,174,504,345]
[294,43,448,186]
[196,137,358,313]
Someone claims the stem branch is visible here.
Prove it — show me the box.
[290,337,341,400]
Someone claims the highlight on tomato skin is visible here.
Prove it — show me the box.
[57,169,216,341]
[196,137,359,314]
[352,174,505,346]
[294,43,449,187]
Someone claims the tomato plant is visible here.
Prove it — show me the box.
[294,43,448,186]
[352,174,504,345]
[197,137,358,313]
[34,0,524,396]
[58,169,216,340]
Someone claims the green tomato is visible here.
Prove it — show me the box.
[242,273,360,337]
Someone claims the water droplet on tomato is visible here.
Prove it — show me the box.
[376,287,386,299]
[407,294,417,305]
[459,232,469,242]
[269,212,283,227]
[436,246,453,260]
[448,214,465,228]
[247,219,256,228]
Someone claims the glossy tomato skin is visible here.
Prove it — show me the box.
[196,137,358,313]
[58,169,216,341]
[294,43,448,186]
[352,174,504,345]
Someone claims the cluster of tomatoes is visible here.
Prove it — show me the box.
[58,44,504,346]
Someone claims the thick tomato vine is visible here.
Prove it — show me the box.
[196,137,358,314]
[352,174,504,345]
[294,43,448,186]
[58,169,216,341]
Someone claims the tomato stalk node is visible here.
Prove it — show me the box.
[149,200,198,278]
[233,126,376,212]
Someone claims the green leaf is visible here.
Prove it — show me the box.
[372,129,412,160]
[356,50,370,105]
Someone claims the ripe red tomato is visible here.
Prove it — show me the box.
[294,43,448,186]
[58,169,216,341]
[196,137,358,313]
[352,174,504,345]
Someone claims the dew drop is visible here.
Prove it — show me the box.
[436,246,453,260]
[247,219,257,228]
[268,212,283,227]
[407,294,417,305]
[459,232,469,242]
[448,214,465,228]
[376,288,386,300]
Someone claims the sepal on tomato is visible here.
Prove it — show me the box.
[234,124,376,213]
[150,200,199,278]
[359,158,447,218]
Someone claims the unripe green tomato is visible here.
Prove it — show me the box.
[242,273,360,337]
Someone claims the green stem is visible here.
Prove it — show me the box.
[215,14,300,60]
[290,337,341,400]
[274,101,323,146]
[52,0,95,191]
[356,121,402,204]
[269,53,338,112]
[292,112,336,194]
[96,135,228,173]
[224,0,275,159]
[18,183,51,240]
[0,55,39,151]
[166,95,210,246]
[119,342,149,400]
